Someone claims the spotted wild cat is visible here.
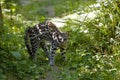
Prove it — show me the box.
[24,21,68,66]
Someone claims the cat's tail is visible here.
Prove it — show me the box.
[24,27,33,57]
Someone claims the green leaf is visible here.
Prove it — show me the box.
[20,60,27,64]
[11,51,21,59]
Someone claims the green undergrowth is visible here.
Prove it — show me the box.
[0,0,120,80]
[57,0,120,79]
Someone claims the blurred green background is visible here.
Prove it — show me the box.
[0,0,120,80]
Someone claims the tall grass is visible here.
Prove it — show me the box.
[59,0,120,80]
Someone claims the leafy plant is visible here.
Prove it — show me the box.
[0,0,120,80]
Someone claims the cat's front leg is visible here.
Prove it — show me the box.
[49,45,57,66]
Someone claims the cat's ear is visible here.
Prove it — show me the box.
[46,21,56,27]
[62,32,69,37]
[61,32,68,41]
[66,32,69,36]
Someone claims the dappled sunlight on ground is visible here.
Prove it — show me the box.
[51,3,100,28]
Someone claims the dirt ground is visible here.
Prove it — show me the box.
[42,66,61,80]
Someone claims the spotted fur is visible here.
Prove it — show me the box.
[24,21,68,66]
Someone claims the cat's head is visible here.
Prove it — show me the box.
[59,32,68,44]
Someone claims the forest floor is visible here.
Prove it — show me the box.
[20,0,99,28]
[42,66,60,80]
